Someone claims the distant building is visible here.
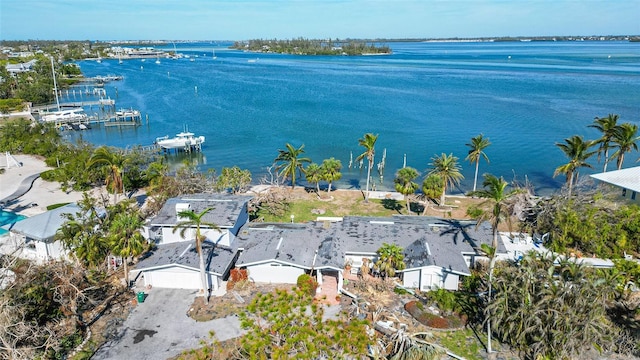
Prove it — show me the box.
[5,59,37,75]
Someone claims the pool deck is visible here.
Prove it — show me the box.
[0,154,89,216]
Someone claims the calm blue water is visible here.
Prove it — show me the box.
[66,41,640,195]
[0,210,25,235]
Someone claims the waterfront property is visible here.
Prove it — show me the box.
[143,193,251,246]
[0,204,79,263]
[135,193,506,293]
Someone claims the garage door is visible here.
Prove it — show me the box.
[144,267,202,290]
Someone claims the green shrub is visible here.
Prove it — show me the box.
[296,273,318,296]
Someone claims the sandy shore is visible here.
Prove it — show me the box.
[0,154,95,216]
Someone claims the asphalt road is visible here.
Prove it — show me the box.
[92,289,244,360]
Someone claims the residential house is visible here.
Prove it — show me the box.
[144,194,252,246]
[131,241,237,291]
[591,166,640,203]
[0,203,79,263]
[134,194,251,290]
[235,216,499,293]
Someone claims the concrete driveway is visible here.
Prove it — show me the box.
[92,289,243,360]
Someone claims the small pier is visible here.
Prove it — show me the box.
[104,109,142,127]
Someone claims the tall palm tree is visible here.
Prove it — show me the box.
[553,135,596,196]
[321,157,342,193]
[274,143,311,189]
[469,174,521,251]
[109,211,146,287]
[394,167,419,212]
[469,173,522,355]
[421,174,444,215]
[375,243,406,279]
[172,207,219,300]
[89,146,127,204]
[610,122,639,170]
[304,163,323,193]
[589,114,619,172]
[428,153,464,206]
[356,133,378,202]
[465,134,491,192]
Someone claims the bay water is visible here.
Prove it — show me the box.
[67,41,640,195]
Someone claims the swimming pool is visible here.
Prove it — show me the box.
[0,210,26,235]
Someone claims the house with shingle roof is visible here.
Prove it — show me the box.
[131,241,237,291]
[144,193,252,246]
[133,192,504,293]
[136,194,251,290]
[234,216,499,293]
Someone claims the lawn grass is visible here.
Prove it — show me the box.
[257,196,407,223]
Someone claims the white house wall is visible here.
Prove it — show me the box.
[443,272,459,290]
[403,269,421,289]
[142,266,212,290]
[402,266,449,291]
[160,227,193,244]
[246,262,305,284]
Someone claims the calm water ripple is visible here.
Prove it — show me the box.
[66,41,640,195]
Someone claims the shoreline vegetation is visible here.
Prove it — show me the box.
[230,38,391,55]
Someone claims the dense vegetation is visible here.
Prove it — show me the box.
[231,38,391,55]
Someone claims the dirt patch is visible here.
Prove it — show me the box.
[187,283,296,322]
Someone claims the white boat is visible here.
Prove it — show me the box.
[155,131,205,150]
[41,108,88,124]
[155,56,161,64]
[212,49,217,60]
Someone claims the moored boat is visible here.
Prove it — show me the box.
[155,131,205,152]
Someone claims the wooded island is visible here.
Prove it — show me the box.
[231,38,392,55]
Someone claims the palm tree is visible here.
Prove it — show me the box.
[469,173,522,355]
[428,153,464,206]
[172,207,219,300]
[56,194,109,268]
[394,167,419,212]
[553,135,596,196]
[421,174,444,215]
[610,122,639,170]
[89,146,127,204]
[356,133,378,202]
[321,157,342,193]
[304,163,323,193]
[589,114,619,172]
[109,211,146,287]
[375,243,406,279]
[465,134,491,192]
[274,143,311,189]
[470,174,521,251]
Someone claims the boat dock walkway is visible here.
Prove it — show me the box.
[32,101,114,112]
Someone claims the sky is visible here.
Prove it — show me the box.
[1,0,639,41]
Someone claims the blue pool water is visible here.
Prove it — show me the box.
[65,41,640,195]
[0,210,26,235]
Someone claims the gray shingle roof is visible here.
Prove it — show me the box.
[134,241,237,276]
[235,216,497,274]
[149,194,251,228]
[4,203,81,242]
